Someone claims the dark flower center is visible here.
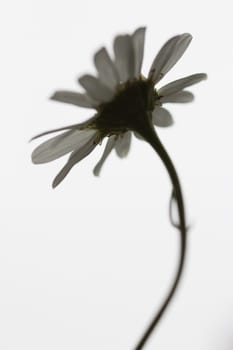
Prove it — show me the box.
[93,79,160,134]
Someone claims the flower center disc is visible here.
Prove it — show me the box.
[95,79,157,134]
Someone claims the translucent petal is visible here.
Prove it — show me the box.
[30,116,97,141]
[148,35,180,82]
[52,134,99,188]
[132,27,146,77]
[114,35,135,82]
[50,90,98,108]
[115,131,132,158]
[78,74,114,102]
[158,73,207,96]
[30,125,77,141]
[152,107,174,127]
[160,90,194,103]
[94,47,119,90]
[31,129,97,164]
[93,136,116,176]
[149,33,192,84]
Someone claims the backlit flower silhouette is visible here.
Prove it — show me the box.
[31,27,206,188]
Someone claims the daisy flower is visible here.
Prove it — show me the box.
[31,27,207,350]
[31,27,206,188]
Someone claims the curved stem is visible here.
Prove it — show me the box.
[133,122,187,350]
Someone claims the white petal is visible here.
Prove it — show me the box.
[50,90,98,108]
[93,136,116,176]
[148,35,180,82]
[158,73,207,96]
[114,35,135,82]
[94,47,119,90]
[78,74,115,103]
[115,131,132,158]
[132,27,146,77]
[52,134,99,188]
[32,129,97,164]
[149,33,192,84]
[30,116,97,141]
[31,125,76,141]
[152,107,174,127]
[160,90,194,103]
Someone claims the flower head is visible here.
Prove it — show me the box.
[31,27,206,187]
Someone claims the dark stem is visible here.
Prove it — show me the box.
[133,120,187,350]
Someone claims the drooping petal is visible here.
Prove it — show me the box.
[158,73,207,96]
[93,135,116,176]
[115,131,132,158]
[30,125,77,141]
[132,27,146,77]
[50,90,98,108]
[52,133,99,188]
[114,35,135,82]
[160,90,194,103]
[94,47,119,90]
[152,107,174,127]
[78,74,114,103]
[149,33,192,84]
[32,128,98,164]
[30,116,98,141]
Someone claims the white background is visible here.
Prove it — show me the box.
[0,0,233,349]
